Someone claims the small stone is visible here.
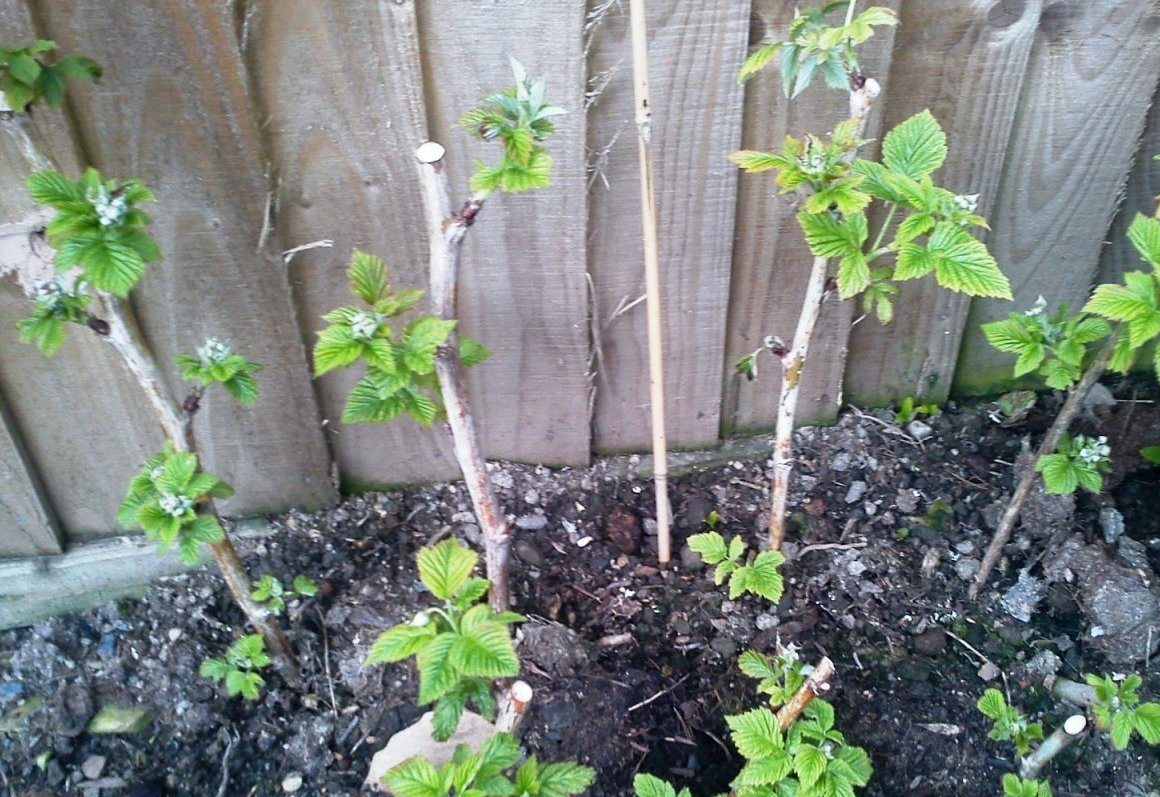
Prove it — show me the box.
[954,557,980,582]
[1000,569,1044,623]
[830,451,852,472]
[87,704,153,735]
[282,773,303,792]
[710,636,738,658]
[977,661,1000,681]
[863,501,877,516]
[1116,537,1149,570]
[913,627,946,656]
[523,489,540,505]
[844,481,868,504]
[907,420,933,441]
[167,628,182,642]
[460,523,482,546]
[679,545,703,570]
[1100,507,1126,544]
[491,470,515,490]
[514,539,545,568]
[514,514,548,531]
[755,613,778,631]
[643,518,658,537]
[80,755,106,780]
[1025,650,1062,680]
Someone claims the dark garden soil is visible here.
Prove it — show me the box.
[3,394,1160,797]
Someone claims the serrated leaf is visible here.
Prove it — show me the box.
[416,633,460,705]
[634,774,677,797]
[27,169,85,205]
[729,149,784,173]
[418,538,478,600]
[1127,213,1160,267]
[732,754,792,788]
[733,551,786,602]
[366,623,438,665]
[536,761,596,797]
[793,745,827,788]
[404,316,457,375]
[432,690,468,742]
[895,212,936,245]
[1085,276,1154,322]
[837,252,871,298]
[349,250,391,304]
[882,110,947,179]
[187,514,224,544]
[738,650,777,680]
[727,534,746,562]
[314,326,365,377]
[449,621,519,678]
[726,707,782,759]
[385,757,445,797]
[835,745,873,785]
[460,336,491,367]
[1111,709,1133,750]
[1036,453,1079,494]
[687,531,729,564]
[926,222,1011,298]
[798,210,867,260]
[738,42,781,82]
[1133,702,1160,744]
[1013,345,1046,379]
[977,689,1009,720]
[199,657,230,681]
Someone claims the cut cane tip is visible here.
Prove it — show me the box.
[415,141,446,164]
[511,680,533,705]
[1063,714,1087,736]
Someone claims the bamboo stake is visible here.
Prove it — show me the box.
[628,0,672,565]
[776,655,835,731]
[414,141,514,613]
[767,76,880,551]
[969,332,1118,598]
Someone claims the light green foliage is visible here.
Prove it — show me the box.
[1002,774,1053,797]
[117,448,234,565]
[0,40,99,112]
[199,634,270,700]
[686,530,786,602]
[1034,434,1110,495]
[739,647,807,708]
[1083,214,1160,376]
[738,3,898,96]
[314,251,489,426]
[460,57,564,197]
[982,298,1111,390]
[633,774,694,797]
[977,689,1044,757]
[26,168,159,298]
[175,338,262,406]
[892,396,939,425]
[730,110,1009,350]
[1141,445,1160,465]
[251,574,318,616]
[727,700,872,797]
[385,732,594,797]
[1086,673,1160,750]
[17,277,92,356]
[365,539,522,741]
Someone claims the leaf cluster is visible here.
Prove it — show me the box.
[17,277,92,357]
[982,298,1111,390]
[977,689,1043,757]
[314,251,489,426]
[738,4,897,96]
[726,700,873,797]
[365,539,522,741]
[1085,673,1160,750]
[731,110,1009,326]
[1034,433,1110,495]
[687,530,786,602]
[199,634,270,700]
[251,574,318,616]
[1083,214,1160,376]
[0,40,99,113]
[1002,774,1053,797]
[892,396,938,426]
[738,648,808,709]
[175,338,262,406]
[117,449,233,565]
[385,732,594,797]
[27,168,159,297]
[460,57,564,196]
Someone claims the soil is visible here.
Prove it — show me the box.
[3,394,1160,797]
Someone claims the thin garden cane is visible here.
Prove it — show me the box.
[3,98,300,688]
[969,331,1118,599]
[628,0,672,565]
[766,76,881,551]
[415,141,515,613]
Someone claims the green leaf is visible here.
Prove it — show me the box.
[925,222,1011,298]
[418,538,479,601]
[199,658,230,681]
[416,632,460,705]
[729,149,786,174]
[687,531,728,565]
[1141,446,1160,465]
[793,745,827,788]
[798,210,868,260]
[432,689,468,742]
[1127,213,1160,267]
[1085,275,1155,322]
[837,251,871,298]
[477,732,521,781]
[449,621,520,678]
[633,774,677,797]
[894,212,936,245]
[882,110,947,180]
[187,514,224,544]
[63,235,147,297]
[27,170,85,205]
[366,623,438,665]
[738,42,781,82]
[349,250,391,304]
[1133,702,1160,744]
[385,757,445,797]
[314,326,365,376]
[1036,453,1079,495]
[403,316,457,375]
[460,336,491,367]
[738,650,777,681]
[835,744,873,785]
[8,53,41,85]
[1110,709,1133,750]
[732,753,792,788]
[805,179,871,217]
[731,550,786,602]
[341,375,405,424]
[977,689,1009,720]
[536,761,596,797]
[726,707,782,759]
[222,371,260,405]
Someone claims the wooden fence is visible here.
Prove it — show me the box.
[0,0,1157,559]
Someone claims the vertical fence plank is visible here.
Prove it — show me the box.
[35,0,337,512]
[242,0,459,488]
[0,392,59,556]
[414,1,590,465]
[0,0,163,540]
[722,0,899,434]
[844,0,1040,408]
[586,1,749,452]
[1099,81,1160,285]
[954,1,1160,394]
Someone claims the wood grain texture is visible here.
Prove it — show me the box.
[34,0,336,513]
[587,0,749,452]
[844,0,1040,407]
[242,0,460,488]
[0,0,160,542]
[414,1,590,465]
[722,0,898,434]
[1098,78,1160,285]
[954,0,1160,395]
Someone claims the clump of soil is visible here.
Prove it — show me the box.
[2,399,1159,797]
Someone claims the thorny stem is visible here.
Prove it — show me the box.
[415,141,514,613]
[767,76,881,551]
[1019,715,1087,780]
[969,331,1119,598]
[776,655,835,730]
[1,117,300,688]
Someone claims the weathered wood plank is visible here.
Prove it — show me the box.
[414,1,590,465]
[0,0,161,542]
[36,0,337,512]
[242,0,459,488]
[722,0,898,434]
[845,0,1040,408]
[954,1,1160,395]
[1098,79,1160,285]
[586,0,749,451]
